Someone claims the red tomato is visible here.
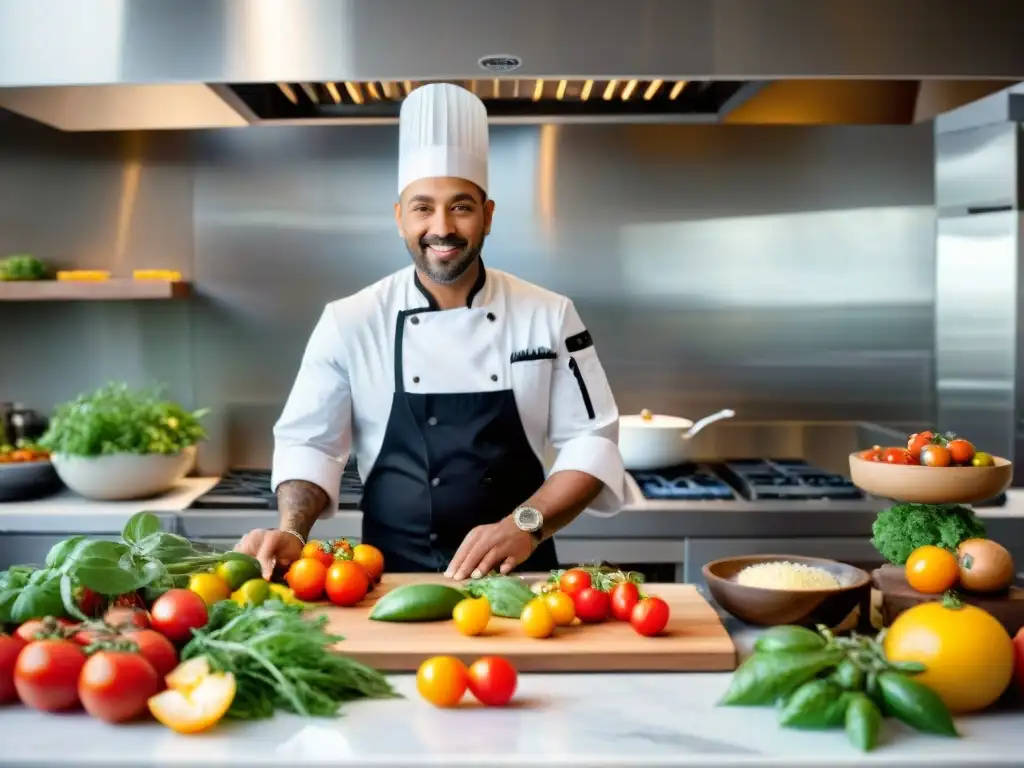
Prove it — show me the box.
[125,629,179,681]
[325,560,371,606]
[882,447,915,465]
[858,445,883,462]
[75,587,105,618]
[907,431,935,461]
[149,589,209,645]
[0,633,26,703]
[14,639,87,712]
[14,618,75,644]
[286,558,328,602]
[631,597,671,637]
[921,444,952,467]
[610,582,640,621]
[559,569,592,598]
[947,438,976,465]
[467,656,518,707]
[301,540,336,568]
[79,650,160,723]
[104,606,150,631]
[573,587,609,623]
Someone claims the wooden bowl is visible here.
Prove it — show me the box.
[848,453,1012,504]
[703,555,871,628]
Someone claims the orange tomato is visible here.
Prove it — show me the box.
[325,560,370,606]
[905,545,959,594]
[881,447,914,465]
[300,541,335,568]
[416,656,468,708]
[351,544,385,582]
[920,444,952,467]
[906,430,934,461]
[285,558,328,601]
[947,438,976,465]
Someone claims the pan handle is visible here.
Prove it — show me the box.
[682,408,736,440]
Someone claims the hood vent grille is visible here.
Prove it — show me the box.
[229,79,751,122]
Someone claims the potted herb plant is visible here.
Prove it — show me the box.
[39,382,209,500]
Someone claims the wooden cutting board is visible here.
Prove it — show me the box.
[316,574,737,673]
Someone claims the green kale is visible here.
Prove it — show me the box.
[871,503,986,565]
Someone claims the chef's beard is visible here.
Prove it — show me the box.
[408,234,483,286]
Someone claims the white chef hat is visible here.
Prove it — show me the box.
[397,83,489,196]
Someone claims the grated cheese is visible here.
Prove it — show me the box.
[735,561,841,590]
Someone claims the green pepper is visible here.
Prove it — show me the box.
[718,648,845,706]
[830,657,867,691]
[368,583,466,622]
[778,679,850,729]
[753,625,827,654]
[844,692,883,751]
[877,671,958,737]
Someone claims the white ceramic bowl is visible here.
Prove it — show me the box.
[51,445,197,500]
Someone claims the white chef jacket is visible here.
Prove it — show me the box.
[271,264,624,519]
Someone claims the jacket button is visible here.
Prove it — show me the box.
[427,416,438,426]
[486,312,496,321]
[431,477,440,487]
[490,374,498,382]
[411,316,420,325]
[412,376,420,384]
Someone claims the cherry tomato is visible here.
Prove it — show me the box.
[609,582,640,621]
[286,557,328,601]
[467,656,518,706]
[972,451,996,467]
[301,540,336,568]
[75,587,104,618]
[520,598,556,639]
[150,589,209,645]
[104,606,150,631]
[573,587,610,623]
[14,639,87,712]
[907,430,935,461]
[79,650,160,723]
[858,446,883,462]
[559,569,592,597]
[325,560,371,606]
[921,444,952,467]
[905,545,959,595]
[631,597,671,637]
[352,544,385,583]
[453,596,491,636]
[416,656,468,708]
[0,633,25,703]
[14,618,74,644]
[125,629,179,681]
[882,447,915,465]
[542,591,576,626]
[947,438,976,466]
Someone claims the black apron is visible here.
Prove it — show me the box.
[358,277,559,573]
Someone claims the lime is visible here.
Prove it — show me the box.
[231,578,271,607]
[188,572,231,606]
[216,558,262,591]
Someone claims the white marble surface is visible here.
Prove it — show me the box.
[1,672,1023,767]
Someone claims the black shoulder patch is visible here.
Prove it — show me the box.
[565,330,593,353]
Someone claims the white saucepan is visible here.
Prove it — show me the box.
[618,408,736,470]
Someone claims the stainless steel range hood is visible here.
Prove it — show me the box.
[1,0,1023,131]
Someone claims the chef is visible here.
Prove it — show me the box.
[236,83,624,582]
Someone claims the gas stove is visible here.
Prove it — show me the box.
[629,459,864,502]
[190,460,363,510]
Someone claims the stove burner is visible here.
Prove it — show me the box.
[630,464,737,501]
[721,459,863,501]
[191,461,363,510]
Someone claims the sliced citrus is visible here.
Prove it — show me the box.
[149,659,236,735]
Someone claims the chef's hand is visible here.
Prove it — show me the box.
[234,529,304,580]
[445,516,536,581]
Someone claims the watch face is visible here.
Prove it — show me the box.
[514,506,543,532]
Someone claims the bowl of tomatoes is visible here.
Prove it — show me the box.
[849,431,1012,504]
[0,443,63,502]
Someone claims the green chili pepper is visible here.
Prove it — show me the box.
[845,692,883,751]
[778,679,850,729]
[753,625,827,654]
[877,671,958,737]
[830,657,867,691]
[718,649,845,706]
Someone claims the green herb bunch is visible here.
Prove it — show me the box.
[464,574,537,618]
[40,381,208,457]
[719,624,958,752]
[0,254,47,281]
[181,600,399,720]
[546,563,646,592]
[871,503,986,565]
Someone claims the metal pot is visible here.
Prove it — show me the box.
[618,408,736,470]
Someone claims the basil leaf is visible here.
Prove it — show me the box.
[0,565,36,591]
[28,568,56,586]
[464,575,535,618]
[60,539,128,572]
[44,536,86,569]
[136,560,166,588]
[11,579,65,623]
[135,532,196,563]
[73,556,145,595]
[122,512,162,545]
[60,574,88,621]
[0,589,19,623]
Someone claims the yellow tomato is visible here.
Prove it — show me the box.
[883,599,1014,713]
[543,591,576,626]
[187,573,231,606]
[904,545,958,594]
[230,578,271,607]
[452,596,491,636]
[521,598,556,639]
[149,657,237,734]
[268,583,301,606]
[416,656,468,708]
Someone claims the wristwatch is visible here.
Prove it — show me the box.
[512,506,544,543]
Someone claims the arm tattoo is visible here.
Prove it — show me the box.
[276,480,328,539]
